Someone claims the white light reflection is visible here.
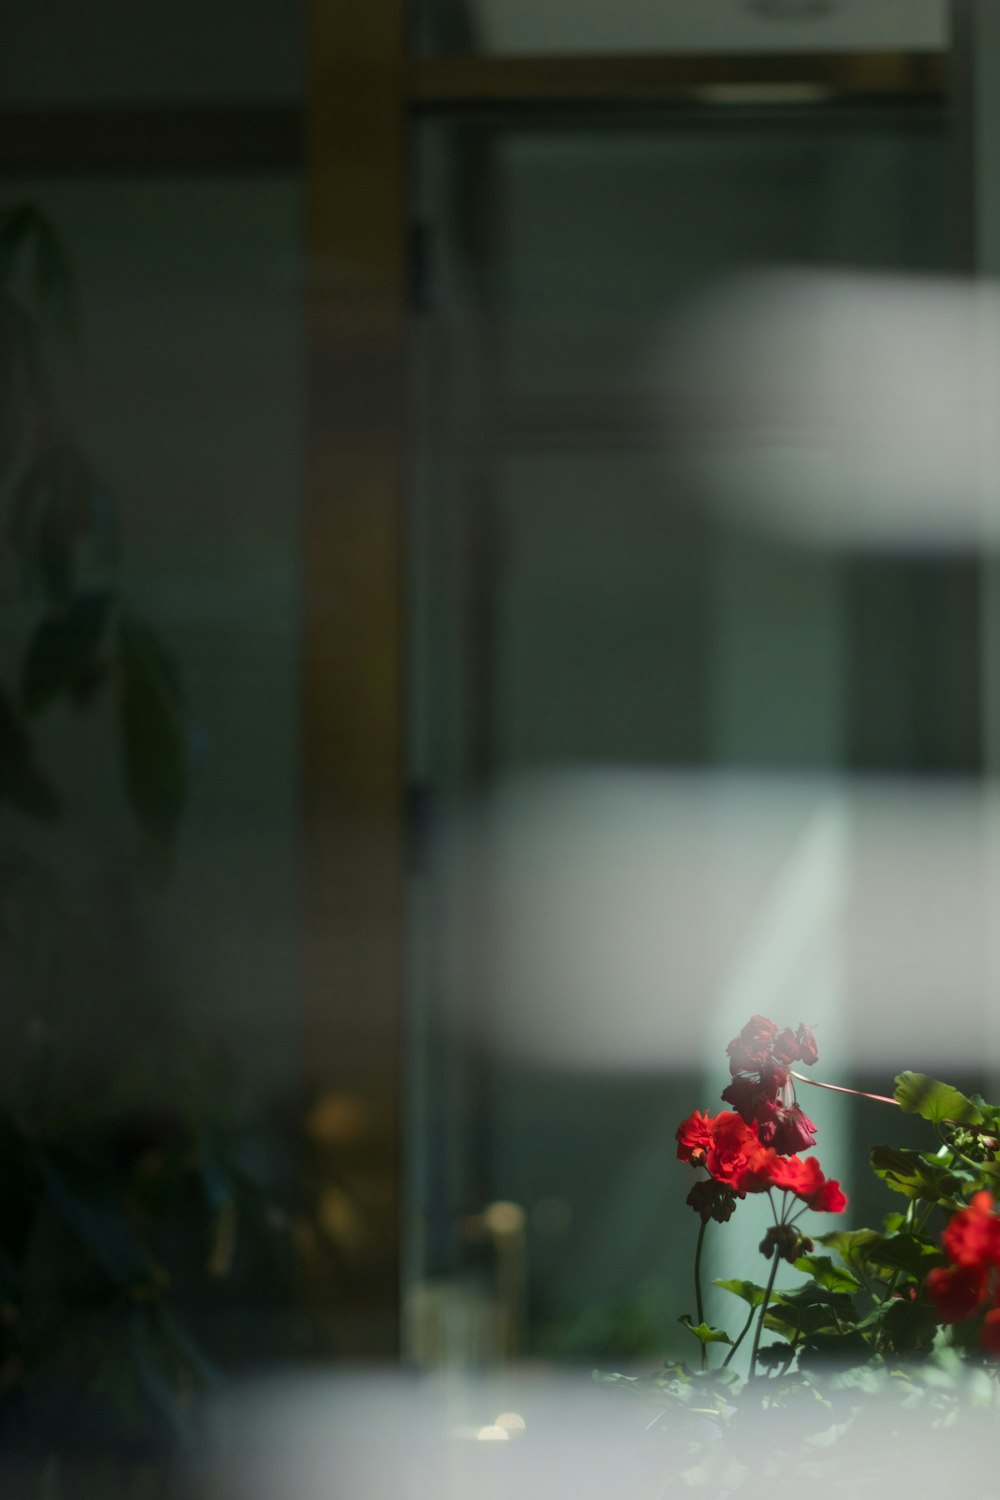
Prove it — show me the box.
[443,771,992,1074]
[202,1370,998,1500]
[658,270,1000,552]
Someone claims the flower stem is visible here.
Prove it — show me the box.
[749,1249,781,1379]
[722,1302,757,1369]
[694,1218,708,1369]
[790,1070,899,1107]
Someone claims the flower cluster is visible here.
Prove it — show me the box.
[722,1015,819,1155]
[926,1191,1000,1354]
[676,1017,845,1227]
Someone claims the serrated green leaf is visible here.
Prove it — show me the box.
[792,1255,862,1295]
[712,1278,769,1308]
[864,1233,945,1280]
[894,1072,983,1126]
[869,1145,964,1202]
[818,1227,884,1270]
[678,1315,732,1347]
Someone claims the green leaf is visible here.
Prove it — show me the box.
[797,1329,871,1370]
[713,1278,770,1308]
[864,1233,945,1280]
[0,200,79,342]
[755,1343,791,1369]
[678,1315,732,1347]
[0,686,59,819]
[818,1227,884,1270]
[22,590,113,714]
[894,1072,983,1126]
[792,1255,862,1295]
[118,614,188,858]
[869,1145,964,1203]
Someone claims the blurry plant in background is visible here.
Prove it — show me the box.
[0,199,187,862]
[0,202,277,1498]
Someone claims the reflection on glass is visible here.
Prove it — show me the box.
[414,0,947,56]
[405,104,972,1366]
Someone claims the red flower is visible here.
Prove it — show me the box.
[926,1263,987,1323]
[941,1191,1000,1271]
[705,1112,771,1191]
[721,1075,776,1127]
[796,1024,818,1066]
[771,1027,801,1064]
[675,1110,714,1167]
[726,1015,778,1075]
[759,1103,818,1156]
[982,1307,1000,1356]
[765,1153,847,1213]
[925,1192,1000,1354]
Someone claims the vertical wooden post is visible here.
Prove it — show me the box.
[300,0,407,1356]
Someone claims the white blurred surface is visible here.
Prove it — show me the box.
[202,1369,999,1500]
[662,271,1000,552]
[442,771,993,1074]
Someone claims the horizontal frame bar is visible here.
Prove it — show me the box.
[0,107,302,175]
[407,51,947,109]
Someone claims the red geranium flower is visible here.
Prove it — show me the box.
[982,1307,1000,1356]
[726,1015,778,1076]
[675,1110,714,1167]
[765,1153,847,1213]
[759,1103,818,1156]
[925,1192,1000,1354]
[926,1263,987,1323]
[942,1191,1000,1271]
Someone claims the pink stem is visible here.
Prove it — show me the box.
[790,1070,899,1108]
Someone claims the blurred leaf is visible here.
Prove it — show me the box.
[22,590,112,713]
[0,201,79,343]
[0,686,59,819]
[894,1073,983,1127]
[792,1255,862,1295]
[797,1329,871,1369]
[118,613,188,859]
[713,1278,770,1308]
[129,1306,191,1447]
[869,1146,964,1203]
[818,1227,885,1271]
[37,1153,151,1288]
[152,1304,220,1389]
[678,1316,732,1348]
[864,1233,945,1280]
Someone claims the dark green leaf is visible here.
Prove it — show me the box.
[792,1255,862,1295]
[797,1329,871,1370]
[869,1145,964,1203]
[0,686,59,818]
[678,1315,732,1347]
[893,1072,983,1126]
[864,1233,945,1280]
[818,1228,884,1270]
[755,1343,791,1369]
[713,1278,770,1308]
[877,1297,939,1355]
[118,614,188,858]
[22,590,113,714]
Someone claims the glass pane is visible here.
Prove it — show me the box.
[0,173,305,1397]
[406,107,968,1366]
[1,0,304,105]
[415,0,947,56]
